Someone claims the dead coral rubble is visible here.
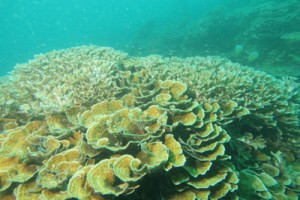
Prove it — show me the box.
[0,46,299,199]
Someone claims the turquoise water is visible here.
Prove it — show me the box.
[2,0,299,78]
[0,0,223,76]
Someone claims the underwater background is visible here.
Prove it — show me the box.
[0,0,221,76]
[1,0,299,78]
[0,0,300,200]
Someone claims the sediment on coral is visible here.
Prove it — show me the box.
[0,46,299,200]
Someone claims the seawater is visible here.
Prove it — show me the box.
[0,0,299,80]
[0,0,221,76]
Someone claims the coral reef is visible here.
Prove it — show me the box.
[129,0,300,78]
[0,46,127,118]
[0,46,299,199]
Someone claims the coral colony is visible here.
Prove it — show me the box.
[0,46,299,199]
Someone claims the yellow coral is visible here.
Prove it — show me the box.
[87,157,128,196]
[0,46,299,199]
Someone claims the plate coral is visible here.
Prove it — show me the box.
[0,46,299,199]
